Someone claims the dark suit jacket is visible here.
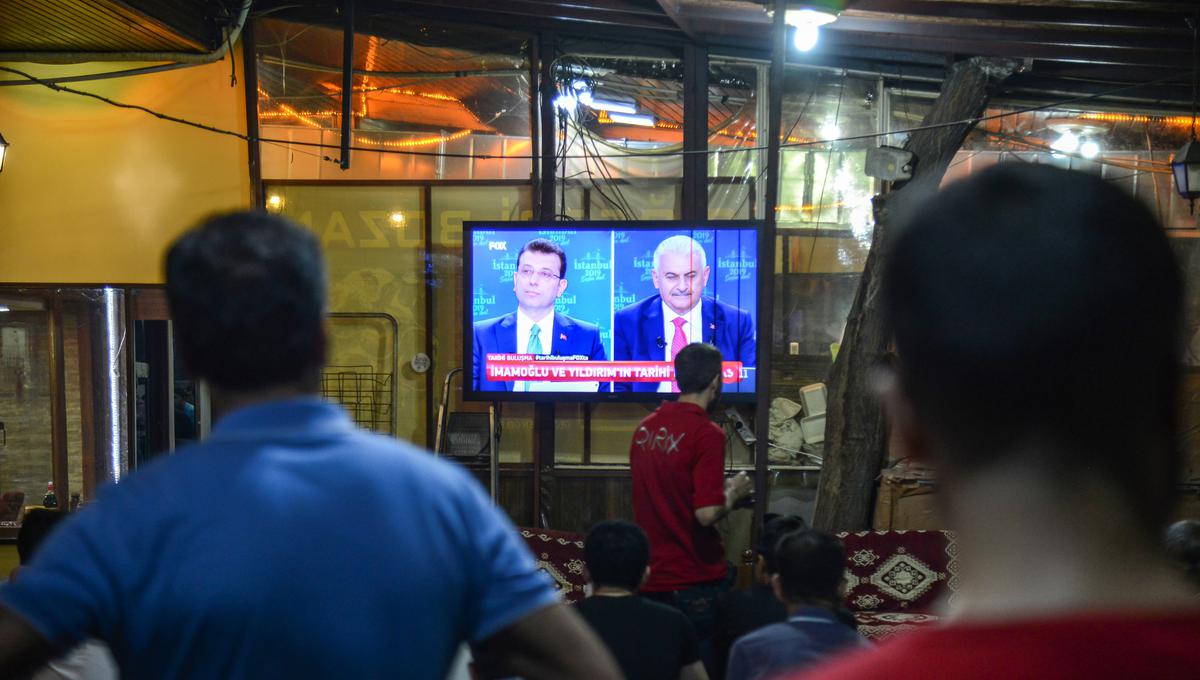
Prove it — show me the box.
[472,311,608,392]
[612,294,755,392]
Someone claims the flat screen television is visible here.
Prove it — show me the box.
[463,221,762,403]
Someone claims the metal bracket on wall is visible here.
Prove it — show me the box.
[325,312,400,436]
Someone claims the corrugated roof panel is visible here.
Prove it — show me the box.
[0,0,211,53]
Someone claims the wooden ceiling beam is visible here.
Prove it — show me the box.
[822,29,1193,68]
[829,15,1191,52]
[379,0,681,32]
[843,1,1190,33]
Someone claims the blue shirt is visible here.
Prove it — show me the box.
[0,398,557,680]
[726,607,866,680]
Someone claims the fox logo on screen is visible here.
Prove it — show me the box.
[488,241,508,251]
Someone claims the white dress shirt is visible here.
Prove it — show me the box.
[513,309,600,392]
[659,299,704,392]
[515,308,555,392]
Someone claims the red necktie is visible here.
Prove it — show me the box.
[670,316,687,393]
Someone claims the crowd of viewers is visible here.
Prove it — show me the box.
[3,163,1200,679]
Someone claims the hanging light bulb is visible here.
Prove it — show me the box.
[793,23,821,52]
[553,93,578,113]
[783,4,840,53]
[1051,130,1079,154]
[266,194,284,213]
[819,122,841,141]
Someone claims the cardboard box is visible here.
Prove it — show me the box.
[873,465,943,531]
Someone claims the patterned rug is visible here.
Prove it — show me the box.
[519,526,956,640]
[838,529,957,639]
[519,528,588,602]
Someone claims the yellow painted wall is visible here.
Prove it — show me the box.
[0,50,251,283]
[0,545,16,581]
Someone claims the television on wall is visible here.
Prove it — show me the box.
[463,221,762,403]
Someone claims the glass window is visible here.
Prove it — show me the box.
[709,58,765,220]
[0,288,128,532]
[912,96,1199,230]
[554,43,684,221]
[777,71,878,237]
[255,18,531,182]
[430,185,535,464]
[263,185,428,443]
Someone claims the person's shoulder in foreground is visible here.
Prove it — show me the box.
[790,164,1200,680]
[789,610,1200,680]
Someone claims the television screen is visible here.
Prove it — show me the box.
[464,221,761,402]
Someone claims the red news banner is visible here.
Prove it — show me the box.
[485,354,745,383]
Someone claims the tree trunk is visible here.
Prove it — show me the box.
[812,57,1020,531]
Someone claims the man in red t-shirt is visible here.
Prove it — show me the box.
[630,342,752,673]
[789,164,1200,680]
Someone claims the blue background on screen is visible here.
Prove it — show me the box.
[612,229,757,320]
[470,225,758,395]
[472,229,614,354]
[612,229,758,393]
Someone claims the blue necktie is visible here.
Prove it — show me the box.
[524,325,543,392]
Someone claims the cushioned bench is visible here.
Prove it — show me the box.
[520,526,956,640]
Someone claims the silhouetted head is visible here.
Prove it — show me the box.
[883,163,1182,534]
[675,342,724,396]
[774,529,845,605]
[584,520,650,592]
[757,514,807,575]
[166,211,327,393]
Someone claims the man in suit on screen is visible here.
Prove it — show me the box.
[473,237,608,392]
[614,235,755,392]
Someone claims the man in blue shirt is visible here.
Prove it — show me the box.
[0,212,621,680]
[726,529,865,680]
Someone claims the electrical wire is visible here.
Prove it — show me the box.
[0,63,196,87]
[1,64,1194,165]
[574,117,635,219]
[584,124,639,218]
[809,76,846,269]
[767,442,823,464]
[726,69,821,221]
[562,54,639,219]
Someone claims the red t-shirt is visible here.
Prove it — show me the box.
[789,610,1200,680]
[630,400,727,592]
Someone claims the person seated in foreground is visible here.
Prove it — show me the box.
[726,529,864,680]
[0,211,621,680]
[787,164,1200,680]
[576,519,709,680]
[711,514,804,680]
[1165,519,1200,591]
[13,510,117,680]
